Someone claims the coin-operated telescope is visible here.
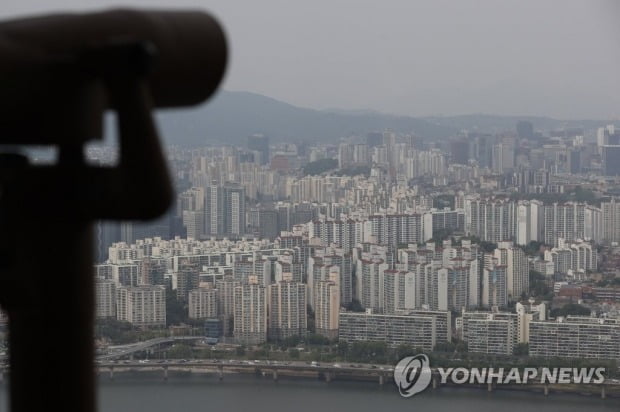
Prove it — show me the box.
[0,9,227,412]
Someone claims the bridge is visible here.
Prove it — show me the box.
[97,336,204,360]
[92,359,620,399]
[96,359,394,385]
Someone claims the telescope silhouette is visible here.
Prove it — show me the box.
[0,8,227,144]
[0,9,227,412]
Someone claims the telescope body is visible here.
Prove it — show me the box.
[0,9,227,144]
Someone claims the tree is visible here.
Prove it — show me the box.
[550,303,591,318]
[395,343,414,360]
[334,165,371,177]
[306,333,330,345]
[235,345,246,356]
[522,241,544,257]
[513,343,529,356]
[302,158,338,176]
[95,318,133,344]
[479,241,498,253]
[288,348,300,359]
[337,341,349,357]
[168,343,193,359]
[165,286,187,326]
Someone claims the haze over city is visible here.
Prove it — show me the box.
[1,0,619,119]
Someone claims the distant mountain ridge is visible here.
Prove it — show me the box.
[155,90,457,147]
[153,91,610,147]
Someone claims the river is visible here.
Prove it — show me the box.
[0,373,618,412]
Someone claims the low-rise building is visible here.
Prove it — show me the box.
[338,309,451,351]
[529,316,620,360]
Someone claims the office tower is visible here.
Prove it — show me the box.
[268,279,307,340]
[234,278,267,345]
[116,285,166,327]
[247,133,269,165]
[95,279,116,319]
[188,287,218,319]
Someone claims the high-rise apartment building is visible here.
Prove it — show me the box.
[95,279,116,319]
[543,202,602,246]
[188,287,218,320]
[461,311,518,355]
[268,279,307,340]
[516,200,543,246]
[116,285,166,327]
[315,272,340,339]
[602,197,620,245]
[493,241,528,301]
[233,278,267,345]
[482,257,507,308]
[465,198,516,243]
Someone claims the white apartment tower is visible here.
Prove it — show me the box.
[95,279,116,319]
[188,287,218,319]
[268,279,307,339]
[315,272,340,339]
[116,285,166,327]
[233,277,267,345]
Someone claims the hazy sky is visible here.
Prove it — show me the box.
[1,0,620,119]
